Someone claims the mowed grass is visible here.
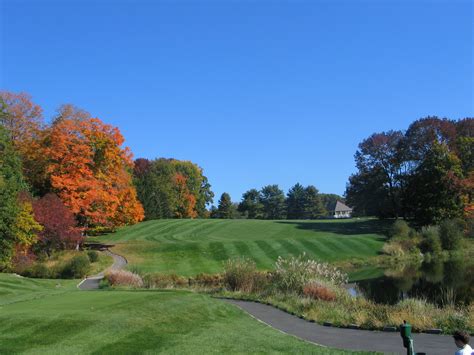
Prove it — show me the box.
[98,218,388,276]
[0,274,373,354]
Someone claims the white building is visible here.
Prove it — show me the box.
[333,201,352,218]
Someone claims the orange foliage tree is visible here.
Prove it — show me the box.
[46,115,144,230]
[173,173,197,218]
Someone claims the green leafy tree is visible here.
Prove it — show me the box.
[238,189,263,219]
[0,125,25,269]
[346,131,405,218]
[405,143,464,225]
[217,192,233,219]
[133,158,214,219]
[260,185,286,219]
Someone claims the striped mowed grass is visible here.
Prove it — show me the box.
[98,218,388,276]
[0,274,373,354]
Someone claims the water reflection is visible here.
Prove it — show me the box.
[355,258,474,306]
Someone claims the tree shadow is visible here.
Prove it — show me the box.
[276,219,391,239]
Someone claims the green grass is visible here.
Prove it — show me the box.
[0,274,372,354]
[97,218,388,276]
[0,274,77,306]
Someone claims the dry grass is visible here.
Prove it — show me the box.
[303,283,336,301]
[104,269,144,288]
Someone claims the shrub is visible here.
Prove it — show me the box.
[420,226,442,254]
[389,220,411,238]
[105,269,144,288]
[303,283,336,301]
[189,273,223,288]
[223,257,258,292]
[87,250,99,263]
[382,241,404,256]
[273,254,347,294]
[61,255,90,278]
[143,273,187,289]
[439,219,464,251]
[22,263,51,278]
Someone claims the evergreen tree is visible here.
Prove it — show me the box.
[217,192,233,219]
[286,183,306,219]
[238,189,263,219]
[303,185,325,219]
[260,185,286,219]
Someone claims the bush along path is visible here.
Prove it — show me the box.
[223,299,456,355]
[77,250,127,290]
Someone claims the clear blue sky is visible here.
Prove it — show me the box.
[1,0,472,204]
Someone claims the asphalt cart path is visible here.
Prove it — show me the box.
[223,299,455,355]
[77,250,127,290]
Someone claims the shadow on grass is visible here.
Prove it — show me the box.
[276,219,391,239]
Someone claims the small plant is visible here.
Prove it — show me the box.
[105,269,144,288]
[22,263,51,278]
[223,257,258,292]
[439,219,464,251]
[303,282,336,301]
[87,250,99,263]
[420,226,442,254]
[189,273,223,288]
[382,242,404,257]
[60,255,90,278]
[389,220,411,239]
[143,273,187,289]
[273,253,347,294]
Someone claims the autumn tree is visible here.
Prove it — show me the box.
[46,113,144,230]
[173,173,197,218]
[13,193,42,255]
[346,116,473,224]
[32,193,83,254]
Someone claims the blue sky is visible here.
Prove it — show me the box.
[1,0,472,204]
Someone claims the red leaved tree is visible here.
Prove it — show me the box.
[33,193,83,254]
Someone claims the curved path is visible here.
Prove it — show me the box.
[77,250,127,290]
[224,299,456,355]
[76,251,456,354]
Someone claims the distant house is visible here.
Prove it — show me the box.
[333,201,352,219]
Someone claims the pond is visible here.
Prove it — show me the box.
[349,258,474,306]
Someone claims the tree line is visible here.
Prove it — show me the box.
[0,92,145,269]
[209,185,343,220]
[345,116,473,226]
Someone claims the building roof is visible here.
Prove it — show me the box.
[334,201,352,212]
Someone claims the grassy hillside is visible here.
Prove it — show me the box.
[98,218,388,275]
[0,274,372,354]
